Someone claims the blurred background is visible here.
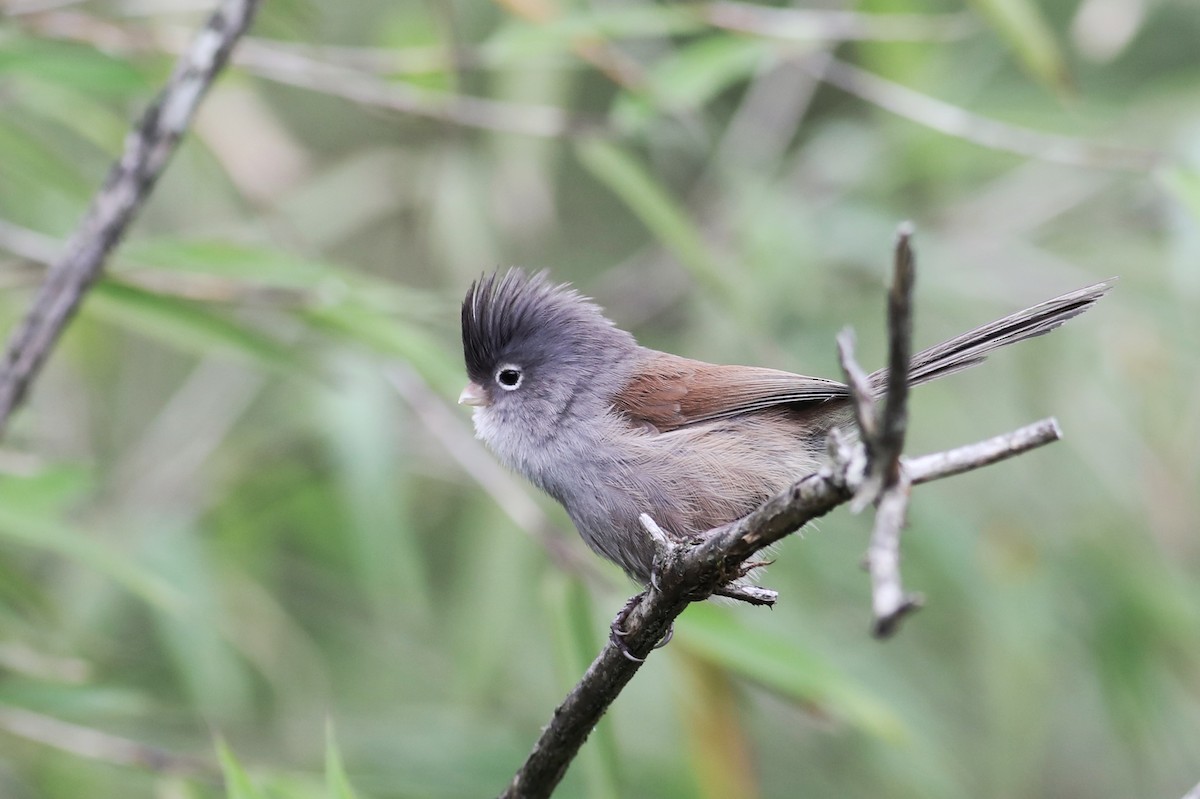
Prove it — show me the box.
[0,0,1197,797]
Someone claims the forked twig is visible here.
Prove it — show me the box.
[839,225,923,635]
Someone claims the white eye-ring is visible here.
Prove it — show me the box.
[495,364,524,390]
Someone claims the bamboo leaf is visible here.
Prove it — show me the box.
[676,603,908,742]
[325,722,362,799]
[0,496,187,615]
[488,5,703,58]
[302,302,459,391]
[575,139,733,294]
[968,0,1071,92]
[216,739,269,799]
[85,280,304,372]
[0,37,151,97]
[1159,164,1200,223]
[614,34,769,129]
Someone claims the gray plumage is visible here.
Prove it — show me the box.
[461,269,1111,583]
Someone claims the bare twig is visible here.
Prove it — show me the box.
[809,57,1160,172]
[0,0,262,439]
[500,228,1078,797]
[906,418,1062,484]
[0,704,218,781]
[1181,780,1200,799]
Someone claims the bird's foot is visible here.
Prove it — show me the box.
[609,606,675,662]
[608,514,685,662]
[610,591,648,662]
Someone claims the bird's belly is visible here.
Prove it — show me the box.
[547,415,828,583]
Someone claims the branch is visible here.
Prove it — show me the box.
[0,0,263,439]
[906,418,1061,484]
[499,228,1068,798]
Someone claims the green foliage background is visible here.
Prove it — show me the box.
[0,1,1198,797]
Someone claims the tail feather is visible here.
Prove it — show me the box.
[869,279,1115,391]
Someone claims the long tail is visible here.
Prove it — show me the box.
[869,279,1114,391]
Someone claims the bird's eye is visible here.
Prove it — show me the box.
[495,365,523,390]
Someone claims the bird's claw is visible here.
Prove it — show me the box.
[608,514,684,662]
[608,590,675,662]
[610,592,647,662]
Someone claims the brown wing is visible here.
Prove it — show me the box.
[613,350,849,432]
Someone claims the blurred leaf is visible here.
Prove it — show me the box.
[0,554,47,616]
[676,604,907,743]
[0,464,90,517]
[0,466,91,616]
[0,119,93,199]
[967,0,1071,92]
[488,6,703,59]
[1158,164,1200,222]
[325,722,361,799]
[144,521,253,720]
[217,739,269,799]
[575,139,733,295]
[118,239,443,322]
[119,239,335,289]
[85,280,304,372]
[376,4,451,91]
[303,301,459,391]
[8,79,129,156]
[251,0,320,40]
[646,34,768,107]
[0,37,152,97]
[317,356,430,618]
[0,485,186,614]
[614,34,769,130]
[0,679,154,719]
[674,653,758,799]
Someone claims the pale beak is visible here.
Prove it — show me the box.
[458,381,489,407]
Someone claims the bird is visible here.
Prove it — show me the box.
[459,268,1110,585]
